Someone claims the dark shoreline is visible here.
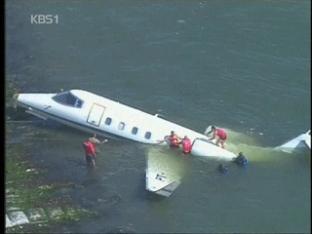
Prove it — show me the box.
[5,81,96,232]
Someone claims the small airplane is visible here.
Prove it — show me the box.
[15,89,310,197]
[16,89,237,158]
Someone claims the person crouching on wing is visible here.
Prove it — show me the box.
[181,135,192,154]
[206,126,227,149]
[157,130,182,148]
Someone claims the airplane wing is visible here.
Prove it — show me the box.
[145,147,185,197]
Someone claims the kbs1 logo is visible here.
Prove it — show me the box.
[30,14,59,24]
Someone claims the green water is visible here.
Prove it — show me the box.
[6,0,310,233]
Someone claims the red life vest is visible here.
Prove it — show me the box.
[169,135,180,147]
[216,129,227,140]
[83,141,96,156]
[182,138,192,154]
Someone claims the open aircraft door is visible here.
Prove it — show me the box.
[87,103,106,127]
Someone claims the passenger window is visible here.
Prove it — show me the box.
[145,131,152,139]
[132,127,138,135]
[105,117,112,125]
[118,122,125,130]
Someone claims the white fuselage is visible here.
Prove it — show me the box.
[17,89,237,159]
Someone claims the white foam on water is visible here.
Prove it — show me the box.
[8,211,29,226]
[220,128,296,162]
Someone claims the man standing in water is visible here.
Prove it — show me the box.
[83,134,108,169]
[206,126,227,149]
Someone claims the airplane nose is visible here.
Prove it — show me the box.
[12,93,19,108]
[17,94,33,107]
[16,93,52,110]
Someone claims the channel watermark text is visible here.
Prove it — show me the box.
[30,14,59,24]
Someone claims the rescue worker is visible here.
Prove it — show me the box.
[83,138,97,169]
[233,152,248,167]
[181,135,192,154]
[207,126,227,149]
[83,134,108,169]
[157,130,182,148]
[168,131,182,148]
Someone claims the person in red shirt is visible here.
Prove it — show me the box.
[158,131,182,148]
[83,139,97,169]
[181,135,192,154]
[168,131,181,148]
[83,134,108,169]
[208,126,227,149]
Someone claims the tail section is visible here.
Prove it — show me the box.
[304,131,311,148]
[275,130,310,153]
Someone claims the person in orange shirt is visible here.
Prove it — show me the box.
[158,131,182,148]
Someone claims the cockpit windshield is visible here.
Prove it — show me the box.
[52,91,83,108]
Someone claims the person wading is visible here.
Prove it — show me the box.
[83,134,108,169]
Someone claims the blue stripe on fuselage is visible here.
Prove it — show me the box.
[18,101,130,141]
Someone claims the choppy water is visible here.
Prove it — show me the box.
[6,0,310,233]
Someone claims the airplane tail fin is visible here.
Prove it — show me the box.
[304,130,311,149]
[275,130,310,153]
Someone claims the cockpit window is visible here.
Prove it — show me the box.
[52,91,83,108]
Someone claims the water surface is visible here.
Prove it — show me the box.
[6,1,310,233]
